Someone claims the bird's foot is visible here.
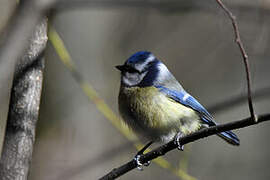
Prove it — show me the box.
[134,154,151,171]
[174,132,184,151]
[134,141,153,170]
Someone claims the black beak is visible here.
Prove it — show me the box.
[115,65,125,72]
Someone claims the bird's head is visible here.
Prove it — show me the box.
[116,51,163,87]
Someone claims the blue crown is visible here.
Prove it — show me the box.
[126,51,152,64]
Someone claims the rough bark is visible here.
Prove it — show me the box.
[0,19,47,180]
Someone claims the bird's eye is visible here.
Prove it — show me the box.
[125,66,140,74]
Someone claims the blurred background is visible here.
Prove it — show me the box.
[1,0,270,179]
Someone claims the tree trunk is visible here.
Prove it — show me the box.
[0,19,47,180]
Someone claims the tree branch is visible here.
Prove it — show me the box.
[100,113,270,180]
[215,0,256,120]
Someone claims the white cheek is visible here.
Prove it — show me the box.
[122,73,139,86]
[122,72,147,86]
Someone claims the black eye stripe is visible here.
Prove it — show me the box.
[124,66,140,74]
[123,59,156,74]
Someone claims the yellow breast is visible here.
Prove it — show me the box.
[118,86,201,141]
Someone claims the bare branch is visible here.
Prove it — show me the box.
[215,0,256,120]
[100,113,270,180]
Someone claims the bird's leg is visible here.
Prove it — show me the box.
[174,132,184,151]
[134,141,153,170]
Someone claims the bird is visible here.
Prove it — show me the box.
[116,51,239,168]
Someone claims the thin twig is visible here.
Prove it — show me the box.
[100,113,270,180]
[215,0,256,121]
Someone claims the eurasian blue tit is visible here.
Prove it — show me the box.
[116,51,239,157]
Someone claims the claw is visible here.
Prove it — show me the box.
[134,154,151,170]
[144,160,151,167]
[174,132,184,151]
[134,155,143,170]
[133,141,153,170]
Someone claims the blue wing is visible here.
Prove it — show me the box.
[155,85,215,126]
[156,85,240,145]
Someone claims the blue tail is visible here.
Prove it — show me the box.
[217,131,240,146]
